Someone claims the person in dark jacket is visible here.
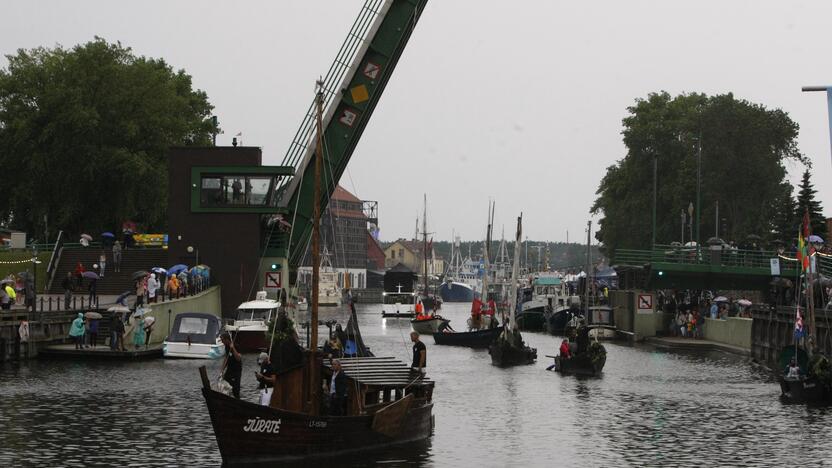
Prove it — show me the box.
[221,333,242,399]
[62,272,74,310]
[328,359,347,416]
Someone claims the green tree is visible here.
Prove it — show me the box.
[592,92,805,258]
[0,38,218,239]
[795,169,827,238]
[769,182,797,245]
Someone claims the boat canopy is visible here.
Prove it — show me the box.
[323,357,433,388]
[238,299,279,310]
[169,313,222,344]
[533,277,561,286]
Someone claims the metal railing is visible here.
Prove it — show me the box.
[613,245,832,274]
[44,230,65,293]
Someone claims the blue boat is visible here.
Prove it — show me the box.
[439,280,478,302]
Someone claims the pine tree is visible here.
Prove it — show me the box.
[771,182,797,244]
[795,169,827,238]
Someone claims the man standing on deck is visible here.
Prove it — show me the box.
[221,333,242,399]
[329,359,347,415]
[256,352,276,406]
[410,332,426,377]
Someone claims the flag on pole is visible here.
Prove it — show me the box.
[795,307,806,339]
[797,209,813,272]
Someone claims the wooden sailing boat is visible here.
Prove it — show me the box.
[432,201,503,348]
[548,220,607,376]
[778,211,832,404]
[489,213,537,366]
[411,194,449,334]
[199,81,435,465]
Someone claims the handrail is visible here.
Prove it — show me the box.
[44,230,65,294]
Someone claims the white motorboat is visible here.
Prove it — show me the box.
[381,286,416,318]
[163,312,225,359]
[223,291,280,352]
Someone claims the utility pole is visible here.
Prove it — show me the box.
[801,86,832,169]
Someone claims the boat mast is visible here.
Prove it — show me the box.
[423,194,428,299]
[308,79,324,414]
[585,220,591,312]
[507,213,523,331]
[481,201,494,300]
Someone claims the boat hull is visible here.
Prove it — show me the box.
[382,312,415,319]
[516,311,545,331]
[202,388,434,465]
[438,282,476,302]
[163,341,225,359]
[411,317,449,335]
[543,309,576,335]
[226,330,268,353]
[779,376,831,404]
[488,339,537,367]
[432,326,503,348]
[553,353,606,376]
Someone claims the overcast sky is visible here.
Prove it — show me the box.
[4,0,832,243]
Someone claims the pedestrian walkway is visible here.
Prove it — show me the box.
[645,336,750,356]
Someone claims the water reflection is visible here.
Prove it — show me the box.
[1,302,831,467]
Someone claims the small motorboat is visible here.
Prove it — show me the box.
[411,315,450,335]
[432,326,503,348]
[224,291,279,352]
[164,312,225,359]
[488,331,537,367]
[381,287,416,318]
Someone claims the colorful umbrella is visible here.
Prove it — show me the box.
[168,264,188,275]
[132,271,149,281]
[107,305,131,313]
[80,233,93,241]
[101,232,115,238]
[82,271,99,280]
[85,311,103,319]
[713,296,728,302]
[737,299,752,307]
[808,235,824,244]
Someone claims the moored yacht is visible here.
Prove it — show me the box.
[224,291,280,352]
[164,312,225,359]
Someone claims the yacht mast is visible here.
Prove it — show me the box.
[481,201,494,299]
[422,194,428,297]
[507,213,523,331]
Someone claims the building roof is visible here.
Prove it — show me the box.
[332,185,362,203]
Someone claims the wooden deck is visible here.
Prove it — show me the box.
[38,344,163,360]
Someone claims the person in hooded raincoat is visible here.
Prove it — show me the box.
[132,315,145,349]
[69,313,86,349]
[147,274,159,304]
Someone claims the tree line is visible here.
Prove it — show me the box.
[0,38,218,241]
[592,91,826,259]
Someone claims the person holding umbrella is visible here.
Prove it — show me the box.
[83,272,99,306]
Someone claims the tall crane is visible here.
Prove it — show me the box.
[270,0,429,268]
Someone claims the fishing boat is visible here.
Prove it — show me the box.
[163,312,225,359]
[489,214,537,367]
[586,305,617,339]
[434,202,503,348]
[202,74,435,465]
[224,291,279,352]
[410,194,450,335]
[439,236,481,302]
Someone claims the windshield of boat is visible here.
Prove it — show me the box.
[383,294,415,305]
[236,308,273,321]
[179,317,209,334]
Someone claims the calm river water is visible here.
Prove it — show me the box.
[1,302,831,467]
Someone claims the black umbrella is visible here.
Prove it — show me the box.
[115,290,133,306]
[132,270,149,281]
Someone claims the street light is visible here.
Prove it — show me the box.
[652,152,658,248]
[187,245,199,265]
[802,86,832,168]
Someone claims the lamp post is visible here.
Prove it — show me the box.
[696,135,702,245]
[652,153,658,248]
[802,86,832,168]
